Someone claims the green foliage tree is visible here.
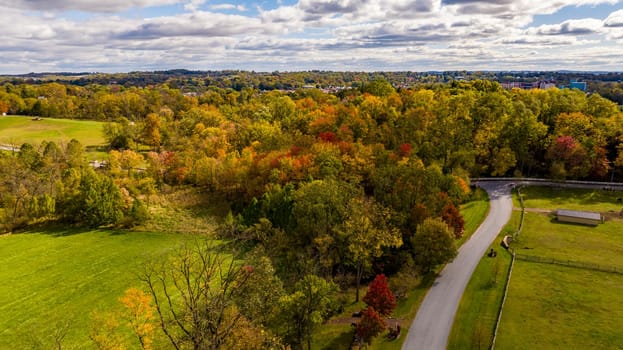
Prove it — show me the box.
[142,113,162,151]
[278,274,338,350]
[362,79,396,97]
[338,198,402,301]
[63,168,124,227]
[103,118,137,150]
[411,217,457,273]
[292,179,356,247]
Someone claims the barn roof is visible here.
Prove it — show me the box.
[556,209,602,221]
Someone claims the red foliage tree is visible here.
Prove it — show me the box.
[548,135,577,161]
[398,143,412,157]
[363,274,396,317]
[356,306,386,345]
[318,131,338,143]
[441,202,465,239]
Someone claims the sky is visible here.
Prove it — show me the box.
[1,0,623,73]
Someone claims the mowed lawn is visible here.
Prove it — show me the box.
[497,187,623,349]
[496,263,623,350]
[0,115,105,147]
[0,229,192,349]
[515,186,623,213]
[514,212,623,267]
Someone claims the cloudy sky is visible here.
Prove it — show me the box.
[1,0,623,73]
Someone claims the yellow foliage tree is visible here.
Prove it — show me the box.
[119,288,156,350]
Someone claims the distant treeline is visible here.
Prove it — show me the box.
[2,70,623,94]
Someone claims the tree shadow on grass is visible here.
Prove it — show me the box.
[22,223,130,237]
[548,216,600,227]
[319,328,354,350]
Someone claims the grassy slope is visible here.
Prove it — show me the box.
[0,115,105,147]
[0,229,192,349]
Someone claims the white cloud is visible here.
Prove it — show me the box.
[604,9,623,27]
[118,11,266,39]
[210,3,248,11]
[3,0,181,12]
[528,18,605,35]
[184,0,207,11]
[1,0,623,73]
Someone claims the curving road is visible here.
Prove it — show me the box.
[402,181,513,350]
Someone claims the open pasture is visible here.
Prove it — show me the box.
[0,229,192,349]
[0,115,105,148]
[514,185,623,213]
[495,262,623,350]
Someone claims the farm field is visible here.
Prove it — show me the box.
[0,229,193,349]
[0,115,105,149]
[496,262,623,349]
[452,186,623,350]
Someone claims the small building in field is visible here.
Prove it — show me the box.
[556,209,603,226]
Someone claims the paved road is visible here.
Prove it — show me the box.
[0,144,19,152]
[402,181,513,350]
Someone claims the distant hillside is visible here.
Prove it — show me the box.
[1,70,622,91]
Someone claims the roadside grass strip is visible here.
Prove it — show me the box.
[448,211,519,350]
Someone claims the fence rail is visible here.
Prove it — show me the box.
[490,251,515,350]
[490,186,524,349]
[515,253,623,275]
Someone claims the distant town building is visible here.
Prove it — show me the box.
[538,81,556,89]
[569,80,587,92]
[500,80,556,90]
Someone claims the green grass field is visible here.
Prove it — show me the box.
[0,115,105,148]
[0,229,193,349]
[514,186,623,213]
[496,263,623,349]
[453,186,623,350]
[514,211,623,267]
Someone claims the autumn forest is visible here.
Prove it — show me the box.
[1,76,622,348]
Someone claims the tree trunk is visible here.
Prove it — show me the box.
[355,263,363,302]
